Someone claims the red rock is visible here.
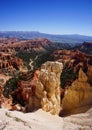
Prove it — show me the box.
[0,38,52,53]
[0,52,24,70]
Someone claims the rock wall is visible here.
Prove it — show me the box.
[61,68,92,115]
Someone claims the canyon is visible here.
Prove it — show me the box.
[0,37,92,130]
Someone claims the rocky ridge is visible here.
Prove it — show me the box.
[51,49,92,69]
[0,38,53,53]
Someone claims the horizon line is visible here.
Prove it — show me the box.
[0,31,92,37]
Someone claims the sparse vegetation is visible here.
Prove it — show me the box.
[5,112,25,123]
[5,112,11,118]
[60,62,78,89]
[16,51,53,71]
[3,76,20,98]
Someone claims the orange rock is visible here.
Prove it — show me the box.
[12,61,63,115]
[61,68,92,116]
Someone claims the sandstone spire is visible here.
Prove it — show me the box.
[29,61,63,115]
[61,68,92,116]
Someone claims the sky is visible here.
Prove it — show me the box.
[0,0,92,36]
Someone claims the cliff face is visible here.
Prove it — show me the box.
[13,61,63,115]
[61,68,92,115]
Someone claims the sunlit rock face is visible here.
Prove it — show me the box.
[26,61,63,114]
[61,68,92,115]
[87,65,92,85]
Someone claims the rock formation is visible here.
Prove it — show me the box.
[13,61,63,115]
[51,49,92,70]
[0,37,19,44]
[0,85,13,109]
[87,65,92,85]
[61,68,92,115]
[39,61,63,114]
[51,49,92,88]
[0,38,53,53]
[27,61,63,115]
[0,52,27,73]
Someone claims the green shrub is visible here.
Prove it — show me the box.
[16,51,53,71]
[3,76,20,98]
[60,62,78,89]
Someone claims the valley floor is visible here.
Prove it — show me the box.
[0,108,92,130]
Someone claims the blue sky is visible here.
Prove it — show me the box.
[0,0,92,36]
